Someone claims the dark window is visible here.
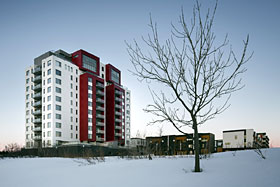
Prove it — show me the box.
[56,69,61,76]
[82,55,97,72]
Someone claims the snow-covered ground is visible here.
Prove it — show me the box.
[0,148,279,187]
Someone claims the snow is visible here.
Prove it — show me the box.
[0,148,279,187]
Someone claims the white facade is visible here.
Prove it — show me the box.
[223,129,255,149]
[123,87,131,146]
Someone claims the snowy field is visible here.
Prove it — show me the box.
[0,148,279,187]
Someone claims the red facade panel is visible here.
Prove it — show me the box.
[105,64,121,85]
[79,74,89,142]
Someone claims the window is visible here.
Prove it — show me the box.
[26,110,29,115]
[47,78,51,84]
[47,69,51,75]
[88,85,92,90]
[26,70,30,76]
[76,69,78,74]
[56,131,62,137]
[102,67,104,71]
[70,100,73,105]
[88,77,92,83]
[56,105,61,111]
[88,134,92,139]
[47,104,51,110]
[26,102,29,108]
[56,69,61,76]
[76,77,78,83]
[56,96,61,102]
[26,94,29,99]
[70,108,73,113]
[47,60,51,66]
[88,126,92,130]
[56,114,61,119]
[88,93,92,99]
[70,75,73,81]
[47,113,51,119]
[56,78,61,85]
[71,125,73,130]
[71,117,73,122]
[88,110,92,114]
[88,118,92,122]
[76,134,78,139]
[26,78,29,84]
[47,131,51,137]
[26,86,29,92]
[47,122,51,128]
[56,87,61,93]
[47,95,51,101]
[47,86,51,93]
[56,61,61,67]
[70,92,73,97]
[76,126,78,131]
[71,67,73,72]
[55,122,61,129]
[83,55,97,72]
[70,83,73,89]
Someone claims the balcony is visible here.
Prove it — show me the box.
[33,84,42,91]
[115,118,121,123]
[96,106,104,111]
[33,109,42,116]
[115,90,122,96]
[115,125,122,130]
[34,101,42,107]
[115,111,121,116]
[96,137,105,142]
[115,132,122,137]
[96,90,105,96]
[96,129,105,134]
[34,118,42,124]
[96,98,105,104]
[33,92,42,99]
[96,121,104,127]
[115,97,122,102]
[33,136,42,140]
[33,67,42,75]
[96,114,105,119]
[115,104,121,109]
[96,82,104,89]
[33,127,42,132]
[33,75,42,83]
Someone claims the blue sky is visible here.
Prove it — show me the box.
[0,0,279,149]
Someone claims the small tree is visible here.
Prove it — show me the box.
[126,1,252,172]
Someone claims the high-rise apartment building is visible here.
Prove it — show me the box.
[25,49,131,148]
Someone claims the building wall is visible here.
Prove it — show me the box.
[123,87,131,146]
[223,129,255,149]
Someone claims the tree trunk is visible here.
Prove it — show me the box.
[193,118,201,172]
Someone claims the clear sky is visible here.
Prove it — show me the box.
[0,0,279,150]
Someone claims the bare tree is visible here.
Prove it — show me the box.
[158,125,164,137]
[126,1,252,172]
[4,143,21,152]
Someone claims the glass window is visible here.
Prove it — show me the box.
[26,70,30,76]
[88,134,92,139]
[56,122,61,128]
[70,83,73,89]
[56,87,61,93]
[88,85,92,90]
[88,118,92,122]
[56,61,61,67]
[47,86,51,93]
[47,95,51,101]
[88,110,92,114]
[83,55,97,72]
[56,78,61,85]
[111,69,120,84]
[47,104,51,110]
[70,92,73,97]
[47,60,51,66]
[71,75,73,80]
[88,77,92,83]
[26,78,29,84]
[47,78,51,84]
[47,69,51,75]
[56,69,61,76]
[47,113,51,119]
[26,94,29,99]
[88,101,92,107]
[26,86,29,92]
[47,131,51,137]
[56,105,61,111]
[56,114,61,119]
[56,96,61,102]
[56,131,62,137]
[88,93,92,98]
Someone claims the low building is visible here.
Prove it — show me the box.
[223,129,256,150]
[146,133,215,155]
[215,140,223,152]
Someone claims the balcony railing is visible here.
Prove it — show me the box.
[115,125,122,130]
[115,111,121,116]
[96,106,104,111]
[33,110,42,116]
[33,84,42,91]
[33,127,42,132]
[96,137,105,142]
[115,118,121,123]
[96,98,105,104]
[33,136,42,140]
[34,101,42,107]
[96,90,104,96]
[115,90,122,95]
[115,97,122,102]
[33,92,42,99]
[96,82,104,89]
[34,118,42,124]
[115,104,121,109]
[33,75,42,83]
[115,133,122,137]
[96,114,105,119]
[96,121,104,127]
[33,67,42,75]
[96,129,105,134]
